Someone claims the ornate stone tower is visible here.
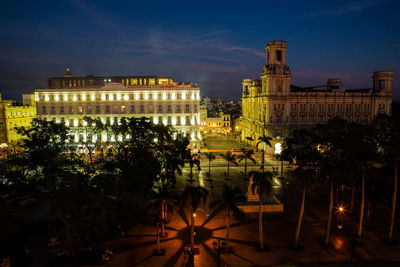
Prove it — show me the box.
[261,41,291,95]
[373,71,394,94]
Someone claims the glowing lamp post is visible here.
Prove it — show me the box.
[336,204,345,230]
[274,142,283,178]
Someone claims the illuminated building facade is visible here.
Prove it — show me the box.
[35,70,201,151]
[242,41,393,152]
[201,112,231,135]
[0,94,37,151]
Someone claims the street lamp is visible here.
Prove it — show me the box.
[274,141,283,178]
[212,240,226,267]
[336,203,346,230]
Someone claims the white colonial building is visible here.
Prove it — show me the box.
[35,71,201,151]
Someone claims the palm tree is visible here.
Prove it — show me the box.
[220,151,238,180]
[245,136,254,146]
[155,220,162,254]
[209,185,246,251]
[388,157,398,243]
[345,123,378,245]
[204,152,215,183]
[374,114,400,242]
[187,153,201,182]
[150,185,178,237]
[249,170,274,249]
[238,148,256,179]
[257,135,273,174]
[293,167,317,248]
[181,185,208,249]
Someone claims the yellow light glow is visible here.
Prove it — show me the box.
[109,94,114,100]
[55,95,59,101]
[172,93,176,100]
[102,133,107,142]
[102,94,106,100]
[117,93,121,100]
[144,93,148,100]
[45,95,49,101]
[274,143,282,154]
[64,95,68,101]
[153,117,158,124]
[82,94,86,101]
[91,94,95,100]
[124,94,129,100]
[193,213,196,217]
[73,95,77,101]
[163,93,167,100]
[74,120,78,127]
[172,117,176,125]
[182,93,186,100]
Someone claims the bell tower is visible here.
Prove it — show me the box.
[373,71,394,94]
[261,41,291,95]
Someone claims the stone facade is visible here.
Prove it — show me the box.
[35,72,201,152]
[241,40,393,152]
[0,99,36,150]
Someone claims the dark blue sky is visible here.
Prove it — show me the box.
[1,0,399,101]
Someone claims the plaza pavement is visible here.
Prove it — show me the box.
[104,136,400,266]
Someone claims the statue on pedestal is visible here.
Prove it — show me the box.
[247,176,260,203]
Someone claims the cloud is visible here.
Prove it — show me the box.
[172,61,248,74]
[301,0,389,18]
[174,29,231,44]
[223,46,266,58]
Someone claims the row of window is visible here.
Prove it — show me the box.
[61,129,200,144]
[206,122,230,127]
[6,110,36,117]
[286,103,375,112]
[46,115,198,127]
[40,92,199,101]
[272,114,370,124]
[41,104,198,115]
[0,120,32,130]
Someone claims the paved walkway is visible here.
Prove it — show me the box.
[103,137,400,266]
[105,193,400,266]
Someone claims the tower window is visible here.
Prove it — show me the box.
[379,80,385,90]
[276,50,282,62]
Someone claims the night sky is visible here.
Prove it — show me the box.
[0,0,399,101]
